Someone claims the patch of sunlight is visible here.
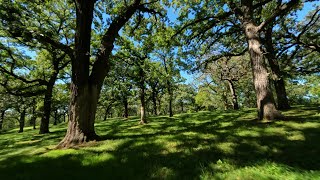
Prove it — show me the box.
[0,147,38,161]
[83,139,129,152]
[241,140,269,153]
[283,122,320,130]
[263,127,286,136]
[81,153,114,166]
[201,161,320,180]
[236,129,260,137]
[219,122,233,128]
[286,131,306,141]
[215,142,236,154]
[151,166,175,179]
[15,139,42,145]
[42,148,79,158]
[181,131,198,137]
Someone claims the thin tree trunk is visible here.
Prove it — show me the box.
[152,89,157,115]
[265,26,290,110]
[123,97,129,118]
[139,67,147,124]
[243,22,283,120]
[0,110,5,130]
[180,101,184,113]
[53,110,58,125]
[227,80,239,110]
[157,98,162,115]
[18,108,26,133]
[168,85,173,117]
[39,84,54,134]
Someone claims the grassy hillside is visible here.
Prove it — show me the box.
[0,106,319,180]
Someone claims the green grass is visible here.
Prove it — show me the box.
[0,106,319,180]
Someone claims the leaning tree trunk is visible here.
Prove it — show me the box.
[243,22,283,120]
[265,26,290,110]
[0,110,5,130]
[18,108,26,133]
[227,80,239,110]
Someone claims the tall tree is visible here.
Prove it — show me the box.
[58,0,164,147]
[174,0,304,120]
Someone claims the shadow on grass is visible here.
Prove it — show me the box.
[0,106,319,179]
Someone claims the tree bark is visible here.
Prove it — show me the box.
[39,84,54,134]
[18,108,26,133]
[139,68,147,124]
[58,0,142,147]
[227,80,239,110]
[168,85,173,117]
[58,0,98,148]
[265,26,290,110]
[151,88,158,115]
[123,97,129,118]
[243,22,283,120]
[0,110,5,130]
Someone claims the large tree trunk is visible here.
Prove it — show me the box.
[39,84,54,134]
[58,0,141,148]
[18,108,26,133]
[243,22,283,120]
[58,0,98,148]
[0,110,5,130]
[59,84,100,147]
[265,27,290,110]
[227,80,239,110]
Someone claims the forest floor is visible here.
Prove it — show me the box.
[0,105,319,180]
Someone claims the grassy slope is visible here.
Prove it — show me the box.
[0,106,319,180]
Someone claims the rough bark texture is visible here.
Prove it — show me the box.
[18,108,26,133]
[227,80,239,110]
[58,0,142,148]
[0,110,5,130]
[244,23,282,120]
[265,27,290,110]
[239,1,283,120]
[58,0,98,148]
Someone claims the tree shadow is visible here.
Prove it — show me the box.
[0,106,319,179]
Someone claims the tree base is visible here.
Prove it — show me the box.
[57,132,100,149]
[139,120,147,125]
[260,104,285,120]
[39,129,50,134]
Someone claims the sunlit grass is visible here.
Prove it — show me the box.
[0,105,319,179]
